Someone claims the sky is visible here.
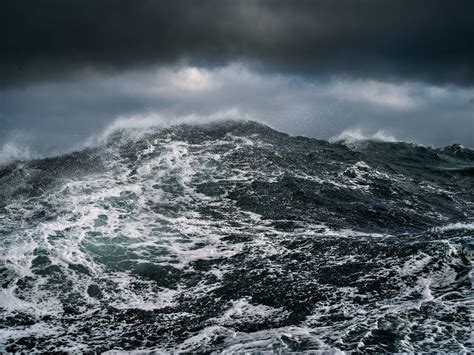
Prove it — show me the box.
[1,0,473,159]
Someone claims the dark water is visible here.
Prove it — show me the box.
[0,121,473,352]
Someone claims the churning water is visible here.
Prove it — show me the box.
[0,121,472,352]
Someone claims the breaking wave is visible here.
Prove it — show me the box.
[0,139,34,166]
[0,120,472,352]
[331,128,398,144]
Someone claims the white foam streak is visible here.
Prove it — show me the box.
[433,222,474,232]
[0,240,36,277]
[0,288,35,312]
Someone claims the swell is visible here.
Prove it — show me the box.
[0,120,472,352]
[2,120,472,232]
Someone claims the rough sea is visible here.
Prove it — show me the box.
[0,121,472,352]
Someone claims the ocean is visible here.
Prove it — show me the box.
[0,121,472,352]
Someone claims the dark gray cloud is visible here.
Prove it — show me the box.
[1,1,473,160]
[2,0,474,86]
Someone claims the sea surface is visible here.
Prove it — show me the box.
[0,121,473,352]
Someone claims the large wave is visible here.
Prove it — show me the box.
[0,120,472,352]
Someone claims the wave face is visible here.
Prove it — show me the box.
[0,121,473,352]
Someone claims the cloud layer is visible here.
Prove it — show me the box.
[2,1,473,156]
[1,64,473,157]
[2,0,474,86]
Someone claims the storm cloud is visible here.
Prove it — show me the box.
[1,1,473,159]
[2,0,474,86]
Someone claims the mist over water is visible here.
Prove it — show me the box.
[0,120,472,352]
